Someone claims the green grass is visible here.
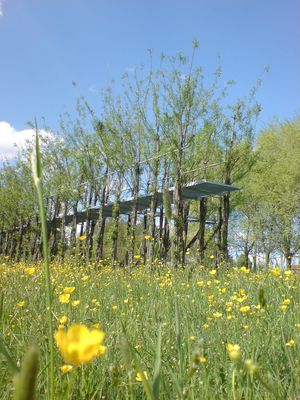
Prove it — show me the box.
[1,259,300,399]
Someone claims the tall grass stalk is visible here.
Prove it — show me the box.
[31,131,54,400]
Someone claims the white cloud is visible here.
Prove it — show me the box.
[0,0,3,16]
[0,121,49,161]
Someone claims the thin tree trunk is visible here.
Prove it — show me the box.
[173,181,182,267]
[265,250,270,270]
[60,202,68,261]
[182,202,190,266]
[221,193,230,261]
[142,210,147,264]
[16,222,24,261]
[129,163,141,265]
[148,190,158,268]
[216,199,223,259]
[198,198,207,263]
[96,168,109,261]
[111,195,120,268]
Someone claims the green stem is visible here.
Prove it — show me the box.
[32,132,54,400]
[36,182,55,399]
[232,367,237,400]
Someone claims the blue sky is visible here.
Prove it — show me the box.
[0,0,299,150]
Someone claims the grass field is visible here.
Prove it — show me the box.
[1,258,300,399]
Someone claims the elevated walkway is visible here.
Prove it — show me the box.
[64,180,239,225]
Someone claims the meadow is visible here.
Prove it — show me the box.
[1,257,300,399]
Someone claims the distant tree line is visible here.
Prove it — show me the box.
[1,46,297,269]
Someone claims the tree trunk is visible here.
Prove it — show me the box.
[216,199,223,259]
[265,250,270,270]
[253,243,257,272]
[198,198,207,263]
[70,204,78,253]
[243,244,249,269]
[60,202,68,261]
[128,163,141,265]
[182,202,190,266]
[111,196,120,268]
[96,168,109,261]
[172,179,184,268]
[16,222,24,261]
[221,193,230,261]
[147,190,158,268]
[142,210,147,264]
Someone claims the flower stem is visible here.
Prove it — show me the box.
[232,366,238,400]
[31,131,54,400]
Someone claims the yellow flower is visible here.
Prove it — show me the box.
[95,345,106,356]
[59,315,68,324]
[17,301,25,308]
[112,305,118,311]
[200,357,207,364]
[24,267,35,275]
[136,371,148,382]
[271,267,281,277]
[243,325,249,331]
[81,275,89,281]
[227,344,241,361]
[284,270,292,277]
[59,294,70,304]
[282,299,291,305]
[190,336,196,341]
[213,312,222,318]
[240,306,250,313]
[286,339,295,347]
[279,305,287,312]
[134,255,141,260]
[236,296,247,303]
[60,365,73,374]
[55,324,106,365]
[63,287,75,294]
[240,266,250,274]
[72,300,80,307]
[144,235,151,240]
[79,235,86,241]
[209,255,215,259]
[209,269,217,276]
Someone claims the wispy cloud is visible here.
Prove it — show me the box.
[0,0,3,16]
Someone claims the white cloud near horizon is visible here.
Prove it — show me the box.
[0,121,49,161]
